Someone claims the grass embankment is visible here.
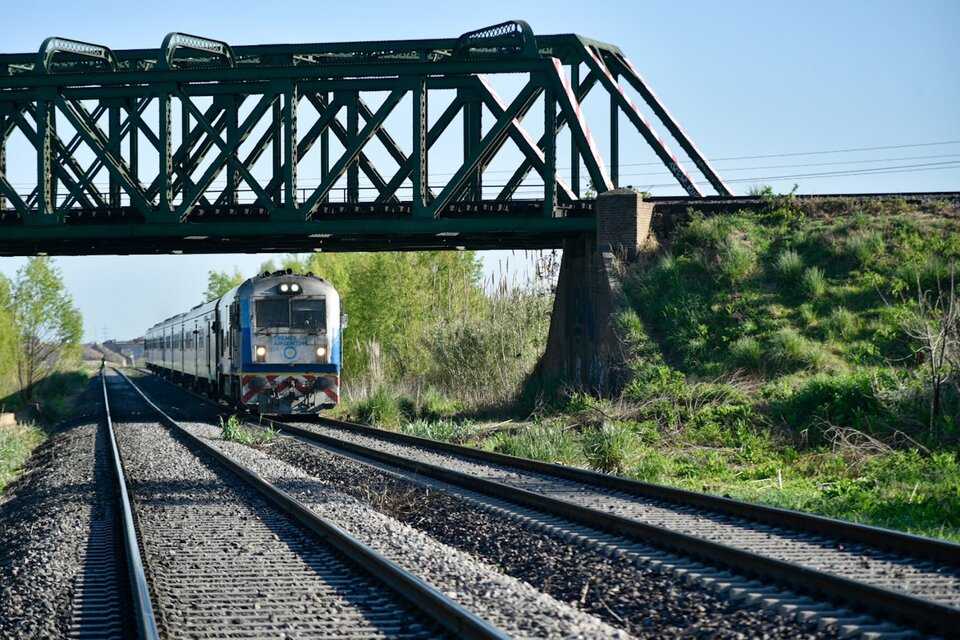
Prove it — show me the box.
[342,195,960,542]
[0,369,91,493]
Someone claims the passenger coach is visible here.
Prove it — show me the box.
[144,271,344,414]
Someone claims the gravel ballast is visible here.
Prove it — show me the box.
[0,380,115,638]
[287,419,960,609]
[171,417,630,639]
[107,373,445,639]
[266,435,842,639]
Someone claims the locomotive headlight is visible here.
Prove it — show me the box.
[290,283,301,293]
[316,346,327,361]
[280,283,290,293]
[255,345,267,362]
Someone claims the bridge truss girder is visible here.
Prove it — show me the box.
[0,23,731,255]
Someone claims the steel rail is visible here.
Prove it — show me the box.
[99,369,159,640]
[113,369,509,640]
[307,416,960,563]
[264,415,960,636]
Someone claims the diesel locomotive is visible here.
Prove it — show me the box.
[144,271,344,414]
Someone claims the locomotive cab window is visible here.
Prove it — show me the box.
[292,299,326,329]
[255,299,289,328]
[254,297,326,330]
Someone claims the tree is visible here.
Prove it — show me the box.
[204,267,245,301]
[0,274,20,396]
[11,257,83,398]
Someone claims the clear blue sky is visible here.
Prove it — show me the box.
[0,0,957,341]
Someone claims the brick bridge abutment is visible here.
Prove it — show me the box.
[531,188,654,397]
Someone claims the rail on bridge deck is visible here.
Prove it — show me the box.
[0,22,731,256]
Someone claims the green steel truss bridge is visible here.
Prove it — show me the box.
[0,22,731,255]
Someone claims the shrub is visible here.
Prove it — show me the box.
[729,336,764,370]
[417,386,462,421]
[490,424,582,465]
[630,447,668,482]
[826,307,858,340]
[717,236,756,284]
[220,415,275,446]
[766,328,825,372]
[764,371,883,439]
[799,303,818,329]
[353,387,403,429]
[582,422,636,473]
[774,249,804,283]
[0,421,44,491]
[802,267,828,299]
[402,419,477,443]
[424,287,551,407]
[846,230,885,267]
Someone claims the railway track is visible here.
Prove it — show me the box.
[101,367,512,639]
[260,414,959,638]
[131,367,957,636]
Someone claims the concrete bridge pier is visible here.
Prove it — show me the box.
[531,188,654,396]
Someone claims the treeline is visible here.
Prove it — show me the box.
[0,257,83,403]
[206,251,553,407]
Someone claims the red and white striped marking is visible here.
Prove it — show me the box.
[618,53,732,195]
[582,45,700,193]
[551,58,613,192]
[241,374,339,405]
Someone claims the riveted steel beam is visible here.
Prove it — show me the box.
[0,27,729,255]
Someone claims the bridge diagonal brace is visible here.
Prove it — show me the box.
[266,92,354,200]
[211,98,284,207]
[130,98,161,151]
[60,98,153,210]
[174,89,277,219]
[14,107,102,210]
[610,52,732,196]
[27,102,108,208]
[357,96,410,169]
[0,171,28,214]
[428,80,543,216]
[580,44,703,197]
[546,58,613,195]
[0,110,7,211]
[326,109,394,202]
[301,87,406,217]
[144,99,229,200]
[53,96,153,213]
[498,70,600,200]
[18,104,107,209]
[471,76,575,202]
[374,96,464,204]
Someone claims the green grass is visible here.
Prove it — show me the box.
[401,418,478,443]
[220,415,276,447]
[0,368,90,495]
[774,248,804,283]
[0,421,45,492]
[486,424,583,466]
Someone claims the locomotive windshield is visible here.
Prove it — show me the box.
[291,299,326,329]
[255,299,289,327]
[254,297,326,329]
